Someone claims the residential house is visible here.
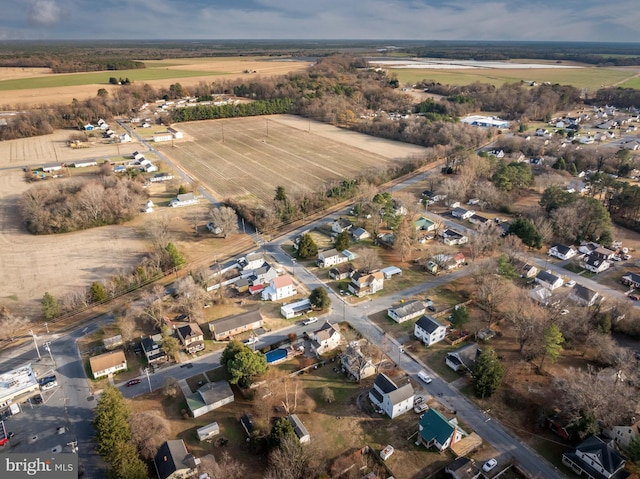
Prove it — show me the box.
[288,414,311,444]
[186,381,234,418]
[153,440,200,479]
[622,272,640,288]
[328,263,355,280]
[249,264,278,286]
[351,227,371,241]
[578,242,600,255]
[421,190,447,205]
[387,300,426,323]
[446,343,481,372]
[604,419,640,450]
[440,229,468,246]
[141,334,167,364]
[414,315,448,346]
[569,285,604,307]
[332,218,353,234]
[529,286,553,306]
[169,193,199,207]
[209,310,264,341]
[280,299,312,319]
[580,255,610,274]
[310,321,341,357]
[348,271,384,297]
[444,457,481,479]
[415,217,435,231]
[452,207,475,220]
[341,341,377,381]
[562,436,629,479]
[548,244,577,260]
[70,159,98,168]
[41,162,63,173]
[239,253,265,271]
[535,270,564,290]
[369,373,414,419]
[468,214,489,227]
[591,246,616,261]
[176,323,205,354]
[89,350,127,380]
[119,133,132,143]
[417,408,465,451]
[262,274,296,301]
[317,248,349,268]
[167,127,183,139]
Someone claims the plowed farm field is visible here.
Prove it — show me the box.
[158,115,430,205]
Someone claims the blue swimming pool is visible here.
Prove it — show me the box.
[265,348,288,364]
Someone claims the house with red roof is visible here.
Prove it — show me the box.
[262,274,297,301]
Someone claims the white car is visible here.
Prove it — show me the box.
[418,371,432,384]
[243,337,258,346]
[414,402,429,414]
[483,458,498,472]
[565,280,576,288]
[303,317,318,326]
[40,381,58,391]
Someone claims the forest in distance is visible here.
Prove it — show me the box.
[0,39,639,72]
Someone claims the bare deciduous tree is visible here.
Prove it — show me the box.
[211,451,246,479]
[146,213,175,249]
[117,310,137,344]
[265,435,311,479]
[355,247,382,273]
[132,284,166,328]
[0,306,29,340]
[209,206,239,238]
[162,376,180,399]
[175,275,207,323]
[393,217,415,262]
[128,411,171,460]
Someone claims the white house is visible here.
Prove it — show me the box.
[580,255,610,274]
[548,244,577,260]
[387,300,426,323]
[604,420,640,449]
[169,193,199,207]
[332,218,353,234]
[187,381,234,418]
[451,207,475,220]
[369,373,414,419]
[440,229,468,246]
[569,285,604,307]
[348,271,384,297]
[262,275,296,301]
[89,350,127,379]
[310,321,341,357]
[562,436,627,479]
[414,315,448,346]
[119,133,132,143]
[317,249,349,268]
[535,270,564,290]
[446,343,481,372]
[280,299,312,319]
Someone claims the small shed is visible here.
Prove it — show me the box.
[381,266,402,279]
[288,414,310,444]
[196,422,220,441]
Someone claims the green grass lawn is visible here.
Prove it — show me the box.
[391,66,636,90]
[0,67,228,91]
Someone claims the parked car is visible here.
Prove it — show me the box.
[565,280,576,288]
[38,375,56,386]
[483,458,498,472]
[418,371,432,384]
[427,305,437,312]
[126,379,142,387]
[303,317,318,326]
[243,337,259,346]
[414,402,429,414]
[32,395,43,404]
[629,294,640,301]
[40,381,57,391]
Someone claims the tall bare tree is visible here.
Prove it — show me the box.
[209,206,239,238]
[132,284,166,328]
[355,247,382,273]
[128,411,171,460]
[0,306,29,341]
[175,275,207,322]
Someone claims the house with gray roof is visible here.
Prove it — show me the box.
[414,315,448,346]
[446,343,481,372]
[535,270,564,290]
[209,310,264,340]
[622,272,640,288]
[153,439,200,479]
[387,300,426,323]
[317,248,349,268]
[569,284,604,307]
[417,408,466,452]
[310,321,341,357]
[351,227,371,241]
[452,207,475,220]
[186,381,234,418]
[548,243,577,260]
[562,436,629,479]
[369,373,414,418]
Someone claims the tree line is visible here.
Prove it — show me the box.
[170,98,292,122]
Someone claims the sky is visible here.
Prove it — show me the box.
[1,0,639,42]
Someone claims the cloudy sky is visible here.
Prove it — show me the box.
[1,0,638,42]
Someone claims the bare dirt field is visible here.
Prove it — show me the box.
[0,58,310,108]
[159,115,430,205]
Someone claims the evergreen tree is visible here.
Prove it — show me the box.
[297,234,318,259]
[93,386,131,462]
[335,230,350,251]
[165,243,185,269]
[269,417,296,449]
[507,217,543,249]
[274,186,288,203]
[450,305,469,330]
[90,282,108,303]
[41,292,60,319]
[540,324,564,371]
[221,341,268,388]
[472,347,505,398]
[625,435,640,468]
[309,287,331,310]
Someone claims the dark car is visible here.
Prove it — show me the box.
[427,305,437,312]
[32,395,43,404]
[126,379,141,387]
[38,375,56,386]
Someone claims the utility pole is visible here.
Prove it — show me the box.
[28,329,41,360]
[144,367,152,393]
[44,322,49,334]
[44,342,56,367]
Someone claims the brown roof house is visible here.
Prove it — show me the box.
[341,341,377,382]
[186,381,235,418]
[176,323,205,354]
[209,310,264,341]
[348,271,384,297]
[89,350,127,380]
[310,321,342,357]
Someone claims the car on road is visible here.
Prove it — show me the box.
[418,371,432,384]
[630,294,640,301]
[303,317,318,326]
[126,379,142,386]
[243,337,259,346]
[483,458,498,472]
